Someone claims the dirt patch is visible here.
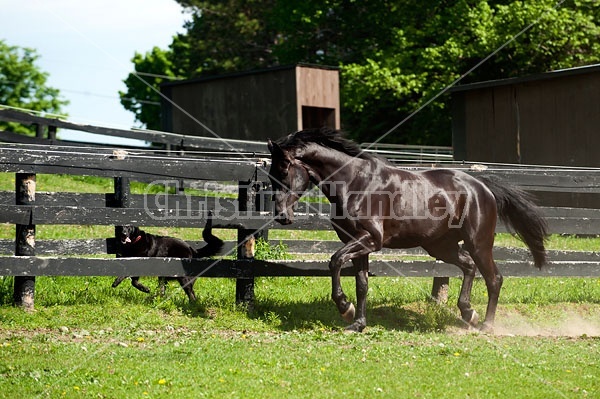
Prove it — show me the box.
[494,313,600,337]
[492,305,600,337]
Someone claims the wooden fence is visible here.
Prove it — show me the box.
[2,108,600,309]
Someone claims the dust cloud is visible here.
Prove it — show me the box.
[493,312,600,337]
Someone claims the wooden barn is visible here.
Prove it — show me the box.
[160,64,340,141]
[451,64,600,167]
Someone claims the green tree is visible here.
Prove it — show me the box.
[120,1,279,129]
[119,46,180,130]
[342,0,600,144]
[0,40,68,135]
[173,0,278,75]
[122,1,600,143]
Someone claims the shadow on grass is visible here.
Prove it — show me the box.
[0,276,462,333]
[241,297,461,333]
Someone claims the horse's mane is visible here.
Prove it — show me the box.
[275,127,375,160]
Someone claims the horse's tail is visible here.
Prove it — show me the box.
[477,175,548,269]
[193,211,224,258]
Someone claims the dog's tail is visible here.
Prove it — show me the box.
[194,211,224,258]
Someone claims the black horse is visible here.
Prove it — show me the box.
[267,127,548,332]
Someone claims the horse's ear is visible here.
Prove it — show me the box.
[267,139,285,157]
[267,139,292,170]
[267,139,283,154]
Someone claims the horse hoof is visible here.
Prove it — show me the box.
[462,309,479,328]
[341,303,355,323]
[343,322,365,333]
[480,322,494,334]
[469,310,479,327]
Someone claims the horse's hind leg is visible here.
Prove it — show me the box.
[468,246,503,332]
[423,239,479,328]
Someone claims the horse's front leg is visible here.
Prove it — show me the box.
[330,251,354,323]
[329,234,378,331]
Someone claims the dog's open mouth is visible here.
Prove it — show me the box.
[122,235,142,245]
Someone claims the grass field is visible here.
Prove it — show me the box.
[0,276,599,398]
[0,173,599,398]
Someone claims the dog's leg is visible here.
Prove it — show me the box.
[130,277,151,293]
[158,277,167,296]
[178,277,197,302]
[112,276,127,288]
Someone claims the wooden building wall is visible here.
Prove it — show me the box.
[451,64,600,208]
[452,65,600,167]
[295,66,340,130]
[161,64,340,141]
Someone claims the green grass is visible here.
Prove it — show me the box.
[0,276,599,398]
[1,174,600,397]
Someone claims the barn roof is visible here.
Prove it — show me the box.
[161,63,339,89]
[450,63,600,93]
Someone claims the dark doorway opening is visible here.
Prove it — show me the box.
[302,106,335,130]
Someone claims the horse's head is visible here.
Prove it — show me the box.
[267,139,311,224]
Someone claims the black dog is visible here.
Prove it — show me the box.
[112,213,223,301]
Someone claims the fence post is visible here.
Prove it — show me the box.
[113,176,130,255]
[14,173,36,310]
[47,125,57,141]
[114,177,130,208]
[235,180,259,305]
[34,124,45,139]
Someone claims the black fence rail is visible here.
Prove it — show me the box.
[2,108,600,308]
[1,145,600,308]
[0,107,455,163]
[0,108,268,154]
[360,142,453,163]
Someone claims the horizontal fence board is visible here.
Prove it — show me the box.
[477,171,600,193]
[3,204,600,234]
[0,192,238,211]
[2,193,600,224]
[362,260,600,278]
[0,256,598,278]
[3,237,595,264]
[0,205,232,228]
[0,257,245,278]
[0,145,268,182]
[0,205,332,230]
[0,239,238,256]
[1,238,595,266]
[0,109,269,153]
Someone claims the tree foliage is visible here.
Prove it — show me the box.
[0,40,68,135]
[122,0,600,144]
[120,47,179,130]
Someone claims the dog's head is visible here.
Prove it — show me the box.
[116,225,142,245]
